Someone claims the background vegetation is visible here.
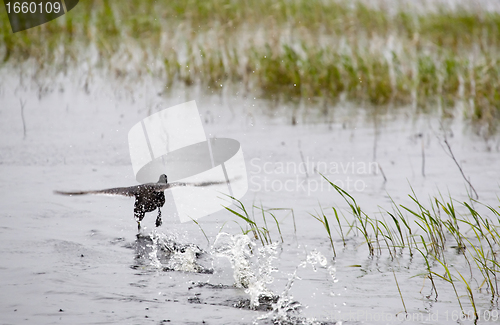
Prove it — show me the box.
[1,0,499,131]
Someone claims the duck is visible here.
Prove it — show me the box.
[55,174,223,231]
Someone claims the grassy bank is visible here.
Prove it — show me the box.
[1,0,499,131]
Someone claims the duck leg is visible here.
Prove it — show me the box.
[134,199,146,232]
[155,207,162,227]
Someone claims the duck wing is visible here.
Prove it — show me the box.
[55,179,229,196]
[54,185,141,197]
[159,179,228,190]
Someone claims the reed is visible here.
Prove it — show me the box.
[393,269,407,314]
[320,174,376,255]
[333,207,346,247]
[310,206,336,258]
[224,195,294,247]
[457,269,479,323]
[432,256,465,314]
[2,0,500,132]
[223,194,265,245]
[316,175,500,312]
[189,216,210,247]
[416,242,439,300]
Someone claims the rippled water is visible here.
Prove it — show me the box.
[1,71,499,324]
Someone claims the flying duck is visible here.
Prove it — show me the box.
[55,174,223,231]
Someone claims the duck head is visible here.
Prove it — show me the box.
[158,174,168,184]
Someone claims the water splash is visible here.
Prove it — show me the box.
[256,250,337,325]
[130,230,212,273]
[302,249,327,271]
[212,234,339,322]
[164,243,205,273]
[256,269,304,325]
[303,249,337,282]
[212,232,279,309]
[147,230,162,268]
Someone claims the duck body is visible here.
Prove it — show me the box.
[133,188,166,228]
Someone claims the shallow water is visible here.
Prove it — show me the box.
[1,71,500,324]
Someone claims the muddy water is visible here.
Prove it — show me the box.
[1,72,499,324]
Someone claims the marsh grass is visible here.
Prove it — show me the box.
[393,269,408,314]
[310,206,336,258]
[2,0,500,132]
[223,195,294,247]
[189,216,210,246]
[224,175,500,316]
[316,176,500,319]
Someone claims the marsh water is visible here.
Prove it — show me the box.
[1,68,500,325]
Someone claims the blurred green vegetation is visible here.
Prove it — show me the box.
[1,0,499,131]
